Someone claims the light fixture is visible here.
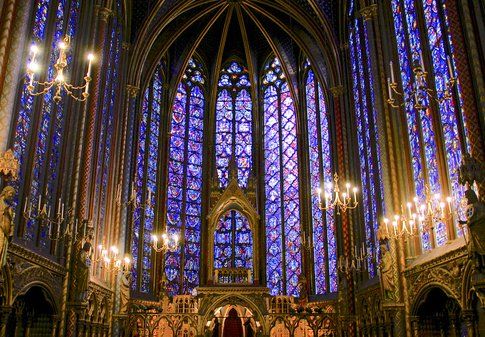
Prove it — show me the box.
[26,35,94,102]
[95,244,131,272]
[338,244,375,274]
[387,54,456,109]
[151,231,180,253]
[117,182,153,216]
[317,173,358,214]
[381,185,456,240]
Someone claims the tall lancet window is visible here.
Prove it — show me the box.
[349,13,385,277]
[165,59,205,296]
[263,57,302,296]
[10,0,80,250]
[131,63,163,293]
[391,0,468,250]
[304,62,337,293]
[215,61,253,188]
[92,0,123,255]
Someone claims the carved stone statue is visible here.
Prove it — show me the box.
[245,318,254,337]
[297,274,308,305]
[119,269,131,314]
[75,241,92,302]
[379,242,396,301]
[464,188,485,270]
[0,186,15,268]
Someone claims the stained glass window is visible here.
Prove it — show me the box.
[304,64,337,294]
[214,210,253,270]
[165,58,205,296]
[215,61,252,188]
[349,16,385,277]
[263,57,302,296]
[391,0,468,250]
[10,0,81,250]
[131,64,163,293]
[92,0,123,266]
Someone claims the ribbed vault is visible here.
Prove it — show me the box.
[127,0,342,100]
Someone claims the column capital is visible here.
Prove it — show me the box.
[97,7,113,22]
[330,85,345,98]
[360,4,378,21]
[126,85,140,98]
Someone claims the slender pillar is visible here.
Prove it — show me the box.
[78,6,113,220]
[331,85,356,337]
[0,305,12,336]
[462,310,476,337]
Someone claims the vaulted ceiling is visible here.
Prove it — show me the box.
[124,0,349,97]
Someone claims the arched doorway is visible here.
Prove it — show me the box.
[223,308,243,337]
[414,287,462,336]
[208,304,258,337]
[6,285,57,337]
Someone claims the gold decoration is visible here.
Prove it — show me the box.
[329,85,344,98]
[0,150,19,181]
[360,4,378,21]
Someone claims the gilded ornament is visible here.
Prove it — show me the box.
[0,150,19,181]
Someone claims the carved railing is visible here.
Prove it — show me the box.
[268,296,294,313]
[214,268,252,285]
[173,295,198,314]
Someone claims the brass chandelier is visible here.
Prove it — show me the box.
[27,35,94,102]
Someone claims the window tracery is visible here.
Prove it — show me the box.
[304,63,337,293]
[10,0,81,250]
[349,12,385,277]
[164,58,205,295]
[391,0,468,250]
[263,57,302,296]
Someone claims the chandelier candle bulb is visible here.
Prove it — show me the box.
[447,56,453,77]
[387,78,392,99]
[419,50,425,71]
[390,61,395,83]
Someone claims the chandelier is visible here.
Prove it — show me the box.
[95,244,131,272]
[317,173,358,214]
[151,231,180,253]
[387,54,456,109]
[382,186,455,240]
[27,35,94,102]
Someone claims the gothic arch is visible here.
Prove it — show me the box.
[199,293,268,335]
[207,178,260,284]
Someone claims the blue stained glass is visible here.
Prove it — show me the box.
[214,211,253,270]
[264,58,301,296]
[165,59,204,295]
[421,0,463,241]
[215,61,252,188]
[349,17,386,276]
[132,87,150,290]
[305,68,337,294]
[391,0,466,250]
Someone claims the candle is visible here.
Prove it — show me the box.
[23,196,28,213]
[74,219,78,237]
[57,198,61,215]
[447,56,453,77]
[390,61,395,83]
[37,197,41,213]
[387,78,392,98]
[148,188,152,204]
[61,203,65,220]
[419,51,425,71]
[83,221,87,237]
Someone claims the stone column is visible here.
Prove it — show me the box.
[462,310,476,337]
[0,305,12,336]
[410,316,419,337]
[78,6,112,220]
